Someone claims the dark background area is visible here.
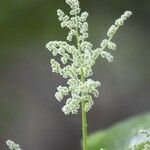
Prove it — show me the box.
[0,0,150,149]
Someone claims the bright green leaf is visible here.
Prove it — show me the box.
[87,112,150,150]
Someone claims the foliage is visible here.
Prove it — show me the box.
[87,113,150,150]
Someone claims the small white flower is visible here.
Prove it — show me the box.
[50,59,61,73]
[57,9,65,21]
[100,51,114,62]
[84,95,93,112]
[138,129,150,138]
[81,12,89,22]
[115,18,124,26]
[129,129,150,150]
[62,98,81,114]
[80,22,88,34]
[100,39,108,48]
[55,92,63,102]
[107,25,117,37]
[6,140,21,150]
[108,41,117,50]
[66,0,80,15]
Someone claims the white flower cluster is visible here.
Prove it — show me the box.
[107,11,132,38]
[55,78,101,114]
[129,129,150,150]
[138,129,150,150]
[66,0,80,15]
[6,140,21,150]
[46,0,132,114]
[139,129,150,138]
[57,0,89,42]
[97,11,132,62]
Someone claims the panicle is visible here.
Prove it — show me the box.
[46,0,132,114]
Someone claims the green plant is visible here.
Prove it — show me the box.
[88,113,150,150]
[45,0,132,150]
[129,129,150,150]
[6,0,138,150]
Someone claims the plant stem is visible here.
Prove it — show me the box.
[75,29,88,150]
[81,68,88,150]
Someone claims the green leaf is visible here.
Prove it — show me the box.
[87,112,150,150]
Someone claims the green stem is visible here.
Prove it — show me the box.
[76,30,88,150]
[81,68,88,150]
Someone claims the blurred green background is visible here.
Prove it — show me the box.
[0,0,150,149]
